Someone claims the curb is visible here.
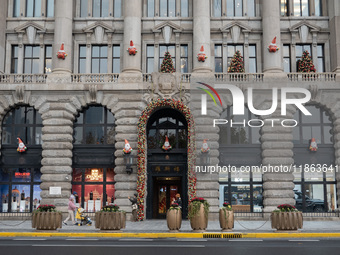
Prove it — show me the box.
[1,232,340,239]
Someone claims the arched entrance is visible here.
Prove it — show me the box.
[146,108,188,219]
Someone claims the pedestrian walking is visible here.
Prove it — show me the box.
[63,197,77,225]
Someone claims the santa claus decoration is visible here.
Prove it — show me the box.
[201,139,210,153]
[197,45,208,62]
[162,136,172,151]
[309,138,318,152]
[57,43,67,60]
[127,40,137,55]
[268,37,279,53]
[123,139,133,154]
[17,138,27,153]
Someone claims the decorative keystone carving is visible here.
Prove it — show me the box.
[15,85,25,103]
[309,85,318,101]
[89,85,98,103]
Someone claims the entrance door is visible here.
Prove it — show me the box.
[153,177,181,219]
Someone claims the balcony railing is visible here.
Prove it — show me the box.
[288,72,336,82]
[71,74,119,83]
[0,74,47,83]
[215,73,264,82]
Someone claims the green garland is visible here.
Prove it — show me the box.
[137,98,196,220]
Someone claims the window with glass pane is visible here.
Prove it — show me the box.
[160,0,176,17]
[314,0,321,16]
[11,46,18,74]
[180,45,188,73]
[114,0,122,17]
[24,46,40,74]
[247,0,255,17]
[159,45,175,70]
[213,0,222,17]
[227,45,243,71]
[283,45,290,72]
[44,45,52,73]
[73,106,115,145]
[317,45,324,73]
[80,0,88,17]
[280,0,288,16]
[112,45,120,73]
[91,46,108,73]
[226,0,243,17]
[215,45,222,72]
[26,0,41,17]
[93,0,109,17]
[296,44,311,62]
[79,45,86,73]
[294,0,309,16]
[248,45,256,73]
[147,45,154,73]
[2,106,43,145]
[147,0,155,17]
[181,0,189,17]
[46,0,54,17]
[13,0,21,17]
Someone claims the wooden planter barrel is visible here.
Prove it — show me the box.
[32,212,62,230]
[166,209,182,231]
[95,211,126,231]
[219,209,234,231]
[189,203,208,231]
[271,211,303,231]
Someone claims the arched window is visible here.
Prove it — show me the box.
[0,106,42,213]
[293,105,336,213]
[72,106,116,212]
[219,106,262,213]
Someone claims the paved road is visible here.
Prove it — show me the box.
[0,238,339,255]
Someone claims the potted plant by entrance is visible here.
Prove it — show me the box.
[271,204,303,231]
[167,202,182,232]
[32,204,62,230]
[219,202,234,231]
[188,197,210,232]
[95,204,126,231]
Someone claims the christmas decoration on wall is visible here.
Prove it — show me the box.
[127,40,137,55]
[17,138,27,153]
[137,98,196,221]
[309,138,318,152]
[57,43,67,60]
[297,50,316,73]
[162,136,172,151]
[227,50,245,73]
[160,52,175,73]
[268,36,280,53]
[123,139,133,154]
[201,139,210,153]
[197,45,208,62]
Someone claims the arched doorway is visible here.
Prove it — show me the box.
[146,108,188,219]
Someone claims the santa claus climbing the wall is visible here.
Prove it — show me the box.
[17,138,27,153]
[201,139,210,153]
[162,136,172,151]
[123,139,133,154]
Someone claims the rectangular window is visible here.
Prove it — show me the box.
[215,45,223,73]
[79,45,87,73]
[248,45,257,73]
[227,0,243,17]
[180,45,188,73]
[314,0,321,16]
[114,0,122,17]
[26,0,41,17]
[147,45,154,73]
[91,46,108,73]
[46,0,54,17]
[280,0,288,16]
[317,45,324,73]
[147,0,155,17]
[44,45,52,73]
[227,45,244,71]
[80,0,88,17]
[159,45,175,70]
[160,0,176,17]
[13,0,21,17]
[294,0,309,16]
[11,46,19,74]
[213,0,222,17]
[112,45,120,73]
[247,0,255,17]
[181,0,189,17]
[296,44,311,62]
[24,46,40,74]
[93,0,109,17]
[283,45,291,73]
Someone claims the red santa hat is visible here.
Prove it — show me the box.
[58,43,65,53]
[199,45,205,54]
[270,37,277,46]
[18,138,24,144]
[130,40,135,48]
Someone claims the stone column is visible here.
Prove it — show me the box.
[262,107,295,218]
[0,0,7,73]
[329,0,340,79]
[40,102,75,213]
[52,0,74,73]
[192,0,212,73]
[262,0,283,73]
[122,0,142,74]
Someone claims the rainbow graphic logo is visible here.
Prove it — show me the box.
[196,82,223,115]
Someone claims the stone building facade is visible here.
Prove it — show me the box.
[0,0,340,220]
